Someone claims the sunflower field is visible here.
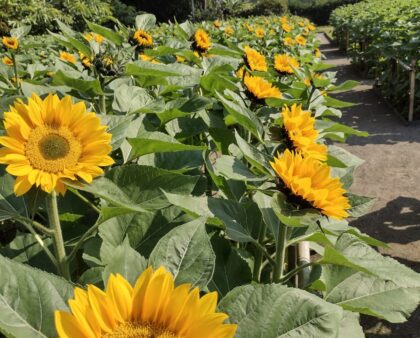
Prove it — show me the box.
[0,13,419,338]
[330,0,420,119]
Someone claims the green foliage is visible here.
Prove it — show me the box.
[330,0,420,116]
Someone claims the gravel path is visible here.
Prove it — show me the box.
[318,33,420,338]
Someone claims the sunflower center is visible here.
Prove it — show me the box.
[39,134,70,160]
[103,322,182,338]
[25,126,82,173]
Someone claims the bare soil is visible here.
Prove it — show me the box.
[319,33,420,338]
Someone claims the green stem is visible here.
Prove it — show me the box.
[46,191,70,280]
[273,222,288,283]
[99,94,106,115]
[67,221,100,262]
[279,262,314,284]
[252,220,267,282]
[70,188,100,213]
[11,53,21,93]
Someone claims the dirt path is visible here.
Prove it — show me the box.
[318,33,420,338]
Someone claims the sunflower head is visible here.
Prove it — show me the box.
[308,23,316,31]
[282,23,292,33]
[84,32,104,44]
[213,20,222,28]
[133,29,153,47]
[315,48,321,58]
[274,54,300,75]
[295,35,307,46]
[283,37,295,47]
[193,29,211,53]
[139,53,160,64]
[2,56,13,66]
[2,36,18,50]
[0,94,114,196]
[244,75,282,100]
[255,27,265,38]
[79,52,93,68]
[281,104,327,161]
[59,51,76,65]
[271,149,350,219]
[224,26,234,35]
[244,46,267,72]
[55,266,237,338]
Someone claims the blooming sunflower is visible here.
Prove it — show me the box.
[59,51,76,65]
[2,36,18,50]
[213,20,222,28]
[79,52,93,68]
[271,149,350,219]
[2,56,13,66]
[244,75,281,100]
[55,267,237,338]
[274,54,300,74]
[283,37,295,47]
[193,29,211,53]
[295,35,307,46]
[315,48,321,58]
[224,26,234,35]
[244,46,267,72]
[255,27,265,38]
[281,104,327,161]
[0,94,114,196]
[84,33,104,44]
[139,54,160,64]
[133,29,153,47]
[282,23,292,33]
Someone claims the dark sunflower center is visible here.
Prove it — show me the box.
[103,322,181,338]
[39,134,70,160]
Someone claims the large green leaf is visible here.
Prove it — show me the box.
[0,255,73,338]
[322,265,420,323]
[112,84,154,114]
[135,14,156,30]
[86,21,124,45]
[128,132,206,159]
[218,283,343,338]
[208,236,252,296]
[321,234,420,287]
[102,239,147,285]
[149,218,215,289]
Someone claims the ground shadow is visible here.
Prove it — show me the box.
[350,196,420,245]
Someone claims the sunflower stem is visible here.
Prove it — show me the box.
[11,53,21,94]
[252,219,267,282]
[46,191,71,280]
[99,94,107,115]
[273,222,288,283]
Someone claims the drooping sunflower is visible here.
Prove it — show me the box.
[0,94,114,196]
[2,36,18,50]
[281,104,327,161]
[2,56,13,66]
[79,52,93,68]
[295,35,307,46]
[213,20,222,28]
[133,29,153,47]
[274,54,300,74]
[59,51,76,65]
[244,75,282,100]
[193,29,211,53]
[55,267,237,338]
[244,46,267,72]
[224,26,234,35]
[271,149,350,219]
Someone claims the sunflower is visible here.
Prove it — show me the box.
[193,29,211,53]
[139,54,160,64]
[59,51,76,65]
[244,75,282,100]
[2,56,13,66]
[0,94,114,196]
[133,29,153,47]
[224,26,234,35]
[271,149,350,219]
[244,46,267,72]
[295,35,307,46]
[79,52,92,68]
[274,54,300,74]
[308,24,316,31]
[315,48,321,58]
[282,23,292,33]
[213,20,222,28]
[84,33,104,44]
[55,267,237,338]
[283,37,295,47]
[281,104,327,161]
[2,36,18,50]
[255,27,265,38]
